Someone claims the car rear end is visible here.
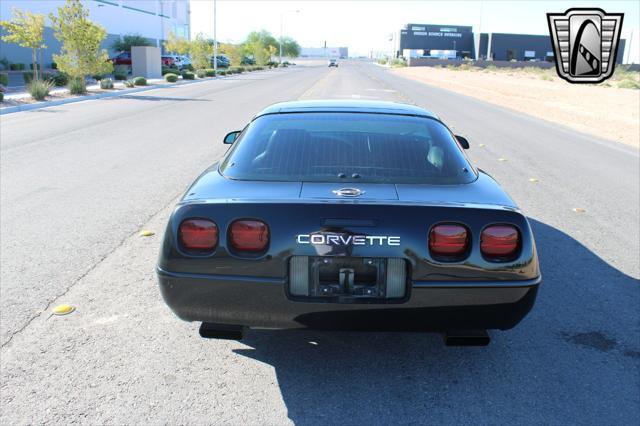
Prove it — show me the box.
[157,104,541,339]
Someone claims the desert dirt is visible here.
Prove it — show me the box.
[392,66,639,148]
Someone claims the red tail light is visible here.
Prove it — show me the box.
[179,219,218,251]
[429,224,469,257]
[229,220,269,252]
[481,225,520,258]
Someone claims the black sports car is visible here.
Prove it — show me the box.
[157,100,541,345]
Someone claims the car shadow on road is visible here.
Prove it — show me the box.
[233,219,639,424]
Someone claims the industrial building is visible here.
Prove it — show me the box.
[398,23,626,63]
[299,47,349,59]
[0,0,191,66]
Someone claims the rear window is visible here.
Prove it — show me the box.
[219,112,476,184]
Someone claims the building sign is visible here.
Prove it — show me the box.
[524,50,536,58]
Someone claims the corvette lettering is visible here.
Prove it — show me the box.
[296,234,401,246]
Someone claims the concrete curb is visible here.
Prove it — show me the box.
[0,72,270,115]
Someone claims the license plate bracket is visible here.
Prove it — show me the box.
[288,256,407,302]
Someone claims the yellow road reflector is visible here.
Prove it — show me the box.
[139,230,155,237]
[529,178,539,183]
[52,304,75,315]
[498,158,507,162]
[478,144,486,148]
[573,208,586,213]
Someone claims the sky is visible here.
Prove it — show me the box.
[190,0,640,62]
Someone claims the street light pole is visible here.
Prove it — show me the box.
[213,0,217,73]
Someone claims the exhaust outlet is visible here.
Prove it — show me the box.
[199,323,244,340]
[443,330,490,346]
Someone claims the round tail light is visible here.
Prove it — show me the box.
[429,224,469,257]
[481,225,520,259]
[179,219,218,251]
[229,220,269,252]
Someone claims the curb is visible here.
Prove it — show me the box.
[0,71,275,115]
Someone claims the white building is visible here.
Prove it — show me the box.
[0,0,190,66]
[300,47,348,59]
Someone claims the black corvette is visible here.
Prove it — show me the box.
[157,100,541,345]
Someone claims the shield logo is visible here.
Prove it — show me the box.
[547,8,624,83]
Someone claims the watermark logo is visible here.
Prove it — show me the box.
[547,8,624,83]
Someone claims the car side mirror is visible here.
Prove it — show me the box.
[455,135,470,149]
[223,131,241,144]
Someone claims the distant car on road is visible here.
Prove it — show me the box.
[328,58,338,67]
[157,100,541,346]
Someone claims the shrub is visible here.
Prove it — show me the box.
[181,71,194,80]
[10,63,25,70]
[51,72,69,86]
[100,77,114,89]
[23,72,33,84]
[195,68,207,78]
[51,61,57,70]
[0,92,3,102]
[28,79,53,100]
[217,70,226,76]
[29,63,41,70]
[114,72,127,81]
[281,63,288,68]
[617,79,640,89]
[540,74,553,81]
[164,73,178,82]
[124,79,135,88]
[68,77,86,94]
[0,73,8,86]
[181,64,193,71]
[133,76,146,86]
[390,58,406,67]
[205,68,216,77]
[162,66,179,75]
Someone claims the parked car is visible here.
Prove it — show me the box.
[211,55,230,68]
[241,56,256,65]
[161,55,176,67]
[110,52,131,65]
[328,58,338,67]
[157,100,541,346]
[164,54,191,69]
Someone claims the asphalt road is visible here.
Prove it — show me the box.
[1,60,638,425]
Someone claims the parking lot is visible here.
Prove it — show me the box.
[1,60,638,424]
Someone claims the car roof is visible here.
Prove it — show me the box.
[255,100,439,119]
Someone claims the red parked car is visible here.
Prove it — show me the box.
[110,52,131,65]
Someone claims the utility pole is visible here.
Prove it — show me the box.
[213,0,217,73]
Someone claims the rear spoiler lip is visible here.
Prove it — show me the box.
[176,197,521,212]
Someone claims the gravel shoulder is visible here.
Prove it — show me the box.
[392,66,640,148]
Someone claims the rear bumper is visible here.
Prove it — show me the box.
[157,267,540,331]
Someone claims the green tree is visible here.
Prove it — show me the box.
[111,33,152,52]
[281,37,301,58]
[219,42,245,66]
[49,0,112,93]
[190,33,213,70]
[0,8,46,81]
[245,30,278,65]
[164,31,190,55]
